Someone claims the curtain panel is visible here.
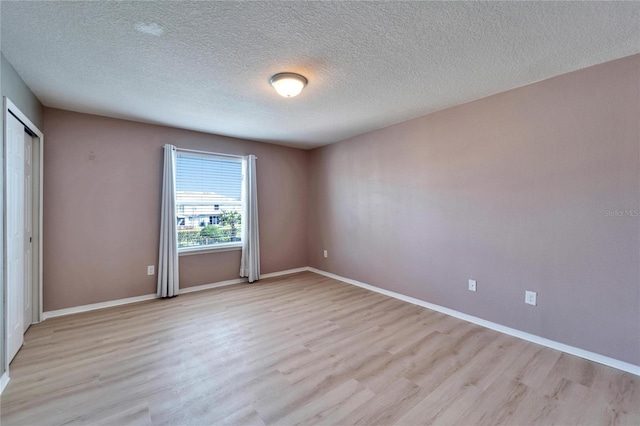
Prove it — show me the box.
[158,144,179,297]
[240,155,260,282]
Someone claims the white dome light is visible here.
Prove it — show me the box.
[270,73,307,98]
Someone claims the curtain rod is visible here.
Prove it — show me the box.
[175,147,256,160]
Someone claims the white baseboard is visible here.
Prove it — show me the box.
[180,267,309,293]
[42,293,158,320]
[0,372,9,394]
[261,267,309,279]
[41,267,308,320]
[307,267,640,376]
[179,277,247,294]
[38,265,639,376]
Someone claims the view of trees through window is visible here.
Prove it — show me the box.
[175,153,243,249]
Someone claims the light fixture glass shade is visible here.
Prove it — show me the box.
[270,73,307,97]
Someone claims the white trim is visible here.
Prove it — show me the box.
[307,267,640,376]
[4,99,43,140]
[176,147,245,161]
[42,294,158,320]
[41,267,309,320]
[0,372,9,394]
[179,277,247,294]
[179,267,309,293]
[261,267,309,279]
[179,244,241,256]
[4,96,44,321]
[37,265,639,376]
[38,133,44,323]
[3,98,45,380]
[3,98,45,323]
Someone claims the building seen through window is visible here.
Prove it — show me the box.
[175,153,243,250]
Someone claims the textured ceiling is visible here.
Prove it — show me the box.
[1,1,639,149]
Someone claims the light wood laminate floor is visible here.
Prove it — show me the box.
[1,271,638,425]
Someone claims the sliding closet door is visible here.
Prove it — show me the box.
[23,132,33,332]
[6,112,25,362]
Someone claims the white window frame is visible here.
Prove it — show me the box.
[175,149,244,256]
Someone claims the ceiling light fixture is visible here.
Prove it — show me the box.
[270,73,307,98]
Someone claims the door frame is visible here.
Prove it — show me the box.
[2,97,43,372]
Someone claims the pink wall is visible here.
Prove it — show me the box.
[43,109,308,311]
[43,55,639,365]
[307,55,640,365]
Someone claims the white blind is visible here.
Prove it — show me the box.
[175,152,243,249]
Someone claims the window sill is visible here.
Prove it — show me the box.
[178,244,242,257]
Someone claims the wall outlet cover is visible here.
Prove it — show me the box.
[525,290,537,306]
[147,265,155,275]
[468,279,477,292]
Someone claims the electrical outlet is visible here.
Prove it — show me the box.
[525,290,537,306]
[468,279,477,292]
[147,265,155,275]
[323,250,328,258]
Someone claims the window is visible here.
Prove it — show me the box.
[175,151,243,252]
